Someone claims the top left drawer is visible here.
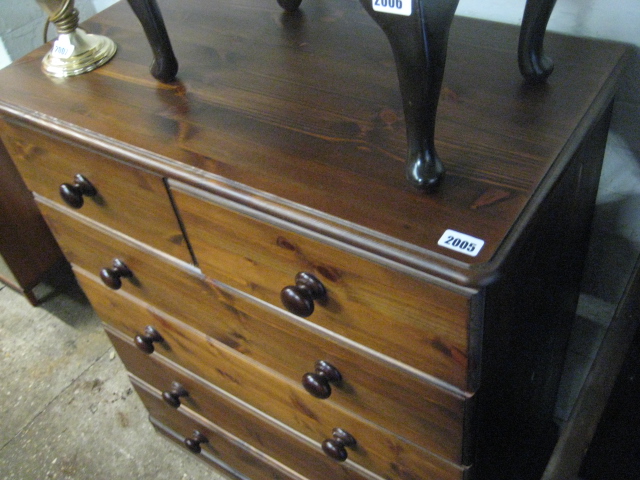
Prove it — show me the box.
[0,120,192,263]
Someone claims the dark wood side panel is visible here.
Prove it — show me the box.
[0,136,65,303]
[475,103,613,480]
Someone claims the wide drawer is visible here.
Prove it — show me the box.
[118,334,379,480]
[169,180,478,391]
[124,333,469,480]
[83,271,470,477]
[133,380,305,480]
[0,119,191,263]
[39,197,471,464]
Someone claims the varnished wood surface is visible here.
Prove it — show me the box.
[100,302,468,480]
[171,181,476,391]
[116,333,384,480]
[136,383,305,480]
[0,134,64,303]
[0,0,630,286]
[77,267,468,474]
[0,120,192,264]
[35,195,470,466]
[78,264,469,465]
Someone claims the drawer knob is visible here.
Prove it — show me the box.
[134,325,163,354]
[322,428,356,462]
[280,272,326,317]
[100,259,133,290]
[302,360,342,399]
[184,430,208,454]
[59,174,97,209]
[162,381,188,408]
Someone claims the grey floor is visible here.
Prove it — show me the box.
[1,104,639,479]
[0,275,230,480]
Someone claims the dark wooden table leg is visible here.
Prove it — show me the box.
[359,0,459,192]
[126,0,178,82]
[519,0,558,83]
[277,0,304,12]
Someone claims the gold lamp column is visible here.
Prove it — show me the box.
[36,0,117,77]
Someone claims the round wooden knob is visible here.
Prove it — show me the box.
[134,325,163,354]
[59,174,97,209]
[99,259,132,290]
[162,381,188,408]
[302,360,342,399]
[280,272,326,317]
[184,430,208,454]
[321,428,356,462]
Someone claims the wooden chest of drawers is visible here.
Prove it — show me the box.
[0,1,630,479]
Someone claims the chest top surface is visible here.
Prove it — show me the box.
[0,0,630,286]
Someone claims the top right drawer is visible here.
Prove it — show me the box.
[169,180,479,392]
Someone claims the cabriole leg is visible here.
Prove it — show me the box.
[519,0,558,83]
[277,0,304,12]
[359,0,460,192]
[126,0,178,82]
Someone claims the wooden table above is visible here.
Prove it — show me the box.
[0,0,631,287]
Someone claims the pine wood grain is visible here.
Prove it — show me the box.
[108,312,468,479]
[171,181,476,392]
[36,195,470,465]
[0,120,192,264]
[0,2,630,478]
[0,0,630,284]
[135,382,304,480]
[123,335,405,480]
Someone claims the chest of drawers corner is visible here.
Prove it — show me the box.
[0,1,630,479]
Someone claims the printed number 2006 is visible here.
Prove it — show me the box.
[374,0,403,9]
[443,235,477,253]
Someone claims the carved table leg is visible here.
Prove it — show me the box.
[357,0,459,191]
[519,0,558,83]
[277,0,304,12]
[126,0,178,82]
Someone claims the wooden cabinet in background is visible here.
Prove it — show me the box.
[0,139,65,305]
[0,1,631,478]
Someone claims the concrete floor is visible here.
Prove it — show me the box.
[0,275,230,480]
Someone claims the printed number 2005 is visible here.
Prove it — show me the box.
[437,229,485,257]
[443,235,477,253]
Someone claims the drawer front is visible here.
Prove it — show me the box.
[0,120,191,263]
[170,181,475,391]
[39,197,470,463]
[83,273,468,475]
[125,334,468,480]
[133,382,304,480]
[119,336,378,480]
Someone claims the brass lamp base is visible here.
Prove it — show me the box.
[42,28,117,78]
